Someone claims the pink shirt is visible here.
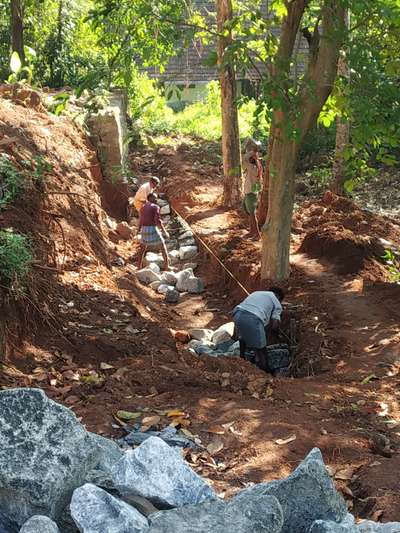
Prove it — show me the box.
[139,202,160,227]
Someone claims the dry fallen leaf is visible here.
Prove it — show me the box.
[112,367,129,381]
[208,425,225,435]
[371,509,384,522]
[207,436,224,456]
[116,410,142,421]
[275,434,297,445]
[229,425,242,436]
[141,415,161,431]
[335,466,356,481]
[167,410,185,417]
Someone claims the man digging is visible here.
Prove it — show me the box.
[137,193,170,271]
[233,287,285,372]
[242,138,263,240]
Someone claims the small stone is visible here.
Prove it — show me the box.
[145,252,164,267]
[70,484,148,533]
[136,269,162,285]
[160,271,178,286]
[149,493,283,533]
[150,281,162,291]
[212,323,235,345]
[148,263,161,274]
[165,289,179,304]
[180,238,196,247]
[20,516,60,533]
[169,250,181,264]
[104,217,116,230]
[233,448,347,533]
[179,245,198,261]
[175,268,194,292]
[0,389,99,526]
[189,329,214,342]
[157,284,174,295]
[186,276,204,294]
[112,436,217,509]
[116,221,133,240]
[160,204,171,215]
[178,230,193,241]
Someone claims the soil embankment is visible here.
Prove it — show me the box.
[1,97,399,523]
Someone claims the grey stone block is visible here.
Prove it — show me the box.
[0,389,99,526]
[149,493,283,533]
[165,289,179,304]
[189,329,214,342]
[160,271,178,286]
[309,518,356,533]
[136,269,162,285]
[19,516,60,533]
[234,448,347,533]
[111,436,217,509]
[70,484,148,533]
[179,246,198,261]
[212,323,235,344]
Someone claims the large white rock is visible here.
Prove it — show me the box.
[0,389,99,526]
[212,322,235,344]
[20,515,60,533]
[179,246,198,261]
[175,268,194,292]
[185,276,204,294]
[148,263,161,274]
[160,204,171,216]
[150,281,162,291]
[136,269,162,285]
[157,284,174,295]
[178,231,193,241]
[112,436,217,509]
[70,484,148,533]
[144,253,164,267]
[169,250,180,264]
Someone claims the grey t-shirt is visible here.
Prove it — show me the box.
[234,291,282,325]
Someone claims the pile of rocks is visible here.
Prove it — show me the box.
[135,199,203,304]
[0,388,398,533]
[187,323,241,358]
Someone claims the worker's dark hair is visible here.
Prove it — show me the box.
[269,286,285,301]
[147,192,157,202]
[150,176,160,186]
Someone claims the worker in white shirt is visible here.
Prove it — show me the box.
[133,176,160,215]
[233,287,284,372]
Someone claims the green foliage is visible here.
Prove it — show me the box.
[0,229,32,290]
[382,249,400,283]
[0,155,24,209]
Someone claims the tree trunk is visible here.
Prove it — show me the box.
[260,0,345,281]
[257,133,275,226]
[216,0,242,207]
[10,0,25,64]
[261,137,297,281]
[331,9,350,194]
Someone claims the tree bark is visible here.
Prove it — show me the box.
[10,0,25,64]
[216,0,242,207]
[260,0,345,281]
[331,9,350,194]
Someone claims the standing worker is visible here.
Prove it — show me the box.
[137,193,170,271]
[233,288,285,372]
[242,138,263,240]
[133,176,160,216]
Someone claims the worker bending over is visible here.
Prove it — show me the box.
[233,288,284,372]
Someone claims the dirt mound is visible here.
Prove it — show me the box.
[296,193,400,279]
[0,94,116,352]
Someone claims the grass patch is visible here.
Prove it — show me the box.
[0,154,25,210]
[0,229,33,291]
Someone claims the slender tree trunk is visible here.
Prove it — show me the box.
[10,0,25,64]
[257,133,275,226]
[331,9,350,194]
[261,136,297,281]
[216,0,242,207]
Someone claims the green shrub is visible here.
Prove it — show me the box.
[0,154,24,210]
[0,229,33,290]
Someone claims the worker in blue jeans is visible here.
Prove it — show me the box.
[233,288,285,372]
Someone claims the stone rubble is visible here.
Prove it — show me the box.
[0,389,397,533]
